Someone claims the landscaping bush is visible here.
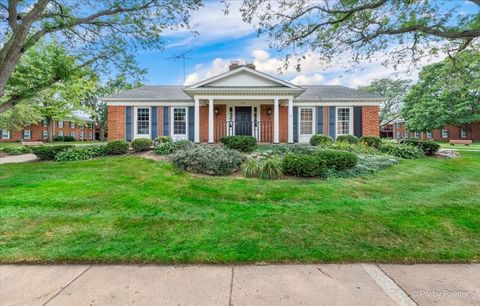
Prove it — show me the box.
[1,146,32,155]
[131,138,152,152]
[63,136,75,142]
[155,140,192,155]
[153,136,172,146]
[401,139,440,156]
[328,141,379,155]
[31,145,73,160]
[241,156,283,179]
[106,140,129,155]
[54,135,65,142]
[283,154,327,177]
[254,144,316,156]
[359,136,381,148]
[331,154,399,178]
[336,134,359,144]
[310,134,333,146]
[55,145,108,161]
[172,145,245,175]
[379,141,424,159]
[221,135,257,152]
[314,149,358,170]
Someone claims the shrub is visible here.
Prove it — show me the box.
[172,145,245,175]
[314,149,358,170]
[254,144,316,156]
[106,140,129,155]
[310,134,333,146]
[221,135,257,152]
[54,135,65,142]
[241,158,262,178]
[153,136,172,146]
[336,134,359,144]
[332,154,399,178]
[1,146,32,155]
[379,142,424,159]
[401,139,440,156]
[283,154,327,177]
[131,138,152,152]
[55,145,108,161]
[241,156,283,179]
[328,141,379,155]
[359,136,381,148]
[63,136,75,142]
[155,140,193,155]
[31,145,73,160]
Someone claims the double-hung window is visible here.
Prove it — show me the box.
[58,131,64,136]
[1,130,11,139]
[426,131,432,138]
[395,131,400,139]
[58,121,64,128]
[23,130,31,139]
[70,132,75,138]
[413,132,419,138]
[173,108,187,135]
[404,131,409,139]
[42,130,48,139]
[88,132,93,139]
[460,128,467,138]
[136,107,150,137]
[442,129,449,138]
[336,107,352,135]
[80,132,84,140]
[70,122,75,128]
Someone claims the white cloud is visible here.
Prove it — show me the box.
[290,73,325,85]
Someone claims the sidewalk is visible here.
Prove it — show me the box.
[1,264,478,306]
[0,153,37,165]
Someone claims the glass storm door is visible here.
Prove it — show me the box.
[299,107,314,143]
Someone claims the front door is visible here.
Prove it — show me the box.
[235,107,252,136]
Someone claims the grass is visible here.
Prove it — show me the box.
[0,141,106,149]
[438,142,480,151]
[0,152,479,264]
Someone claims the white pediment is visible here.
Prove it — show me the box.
[186,66,300,89]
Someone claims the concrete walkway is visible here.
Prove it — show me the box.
[1,264,478,306]
[0,153,37,164]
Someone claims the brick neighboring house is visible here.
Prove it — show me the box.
[102,63,383,143]
[0,119,96,142]
[390,119,480,142]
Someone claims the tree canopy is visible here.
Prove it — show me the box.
[360,78,411,126]
[402,51,480,131]
[0,0,201,112]
[238,0,480,71]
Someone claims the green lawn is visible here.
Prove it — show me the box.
[1,153,479,264]
[438,142,480,151]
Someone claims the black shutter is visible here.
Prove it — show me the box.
[188,106,194,141]
[151,106,157,139]
[316,106,323,134]
[329,106,336,139]
[163,106,170,137]
[125,106,132,141]
[0,129,2,140]
[293,107,299,143]
[353,106,362,138]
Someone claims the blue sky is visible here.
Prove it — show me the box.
[133,0,479,88]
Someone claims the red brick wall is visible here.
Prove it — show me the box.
[107,106,125,140]
[199,105,209,142]
[393,121,480,141]
[362,106,380,136]
[279,105,288,143]
[1,121,95,142]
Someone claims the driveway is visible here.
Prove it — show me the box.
[1,264,478,305]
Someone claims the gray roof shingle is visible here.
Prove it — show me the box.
[104,84,382,101]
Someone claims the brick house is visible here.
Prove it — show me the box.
[391,119,480,141]
[103,63,382,143]
[0,119,96,142]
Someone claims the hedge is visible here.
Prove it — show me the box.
[106,140,129,155]
[131,138,152,152]
[336,135,359,144]
[221,135,257,152]
[310,134,333,146]
[31,145,73,160]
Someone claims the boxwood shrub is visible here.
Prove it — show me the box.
[31,145,73,160]
[359,136,381,148]
[106,140,129,155]
[336,134,359,144]
[1,146,32,155]
[401,139,440,156]
[63,136,75,142]
[310,134,333,146]
[55,145,108,161]
[172,145,245,175]
[283,154,327,177]
[54,135,65,142]
[155,140,192,155]
[221,135,257,152]
[314,149,358,170]
[379,142,424,159]
[131,138,153,152]
[153,136,172,146]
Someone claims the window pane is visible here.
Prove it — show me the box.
[173,108,186,135]
[299,109,313,135]
[336,108,351,135]
[137,108,150,134]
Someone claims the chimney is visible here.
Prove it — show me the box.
[245,61,256,70]
[229,61,240,71]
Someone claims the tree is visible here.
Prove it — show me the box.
[402,51,480,132]
[0,42,98,142]
[83,76,143,141]
[359,78,411,126]
[238,0,480,71]
[0,0,201,112]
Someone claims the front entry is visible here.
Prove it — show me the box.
[235,107,252,136]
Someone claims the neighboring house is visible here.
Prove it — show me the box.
[0,119,96,142]
[103,62,383,143]
[390,119,480,141]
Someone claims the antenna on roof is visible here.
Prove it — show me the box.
[167,49,193,84]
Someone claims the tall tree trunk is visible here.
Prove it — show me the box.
[99,124,105,141]
[47,117,54,143]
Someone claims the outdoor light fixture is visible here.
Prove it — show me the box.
[214,108,219,115]
[267,108,272,115]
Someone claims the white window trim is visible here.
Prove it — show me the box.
[23,130,32,140]
[57,131,64,136]
[395,131,400,139]
[170,106,189,141]
[460,128,467,138]
[442,129,448,138]
[88,132,93,139]
[58,121,64,128]
[80,132,84,140]
[42,130,48,139]
[336,106,353,136]
[426,131,432,138]
[2,130,11,139]
[298,107,316,143]
[70,131,76,138]
[134,107,151,139]
[71,122,75,128]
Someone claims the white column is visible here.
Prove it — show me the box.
[287,97,293,143]
[194,97,200,143]
[208,98,214,143]
[273,97,279,144]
